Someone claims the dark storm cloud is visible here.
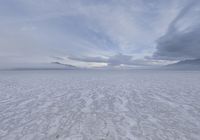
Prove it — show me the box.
[153,0,200,60]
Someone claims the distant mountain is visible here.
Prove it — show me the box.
[165,59,200,70]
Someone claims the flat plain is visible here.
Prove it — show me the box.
[0,70,200,140]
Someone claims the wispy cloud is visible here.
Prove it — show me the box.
[0,0,198,68]
[153,0,200,60]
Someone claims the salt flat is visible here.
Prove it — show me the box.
[0,70,200,140]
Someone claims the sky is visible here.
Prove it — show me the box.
[0,0,200,68]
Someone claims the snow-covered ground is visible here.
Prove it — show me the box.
[0,70,200,140]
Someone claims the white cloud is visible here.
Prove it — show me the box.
[0,0,197,68]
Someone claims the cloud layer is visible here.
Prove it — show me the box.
[69,53,160,67]
[0,0,199,68]
[153,0,200,60]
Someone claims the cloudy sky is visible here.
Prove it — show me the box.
[0,0,200,68]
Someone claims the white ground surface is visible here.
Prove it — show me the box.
[0,70,200,140]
